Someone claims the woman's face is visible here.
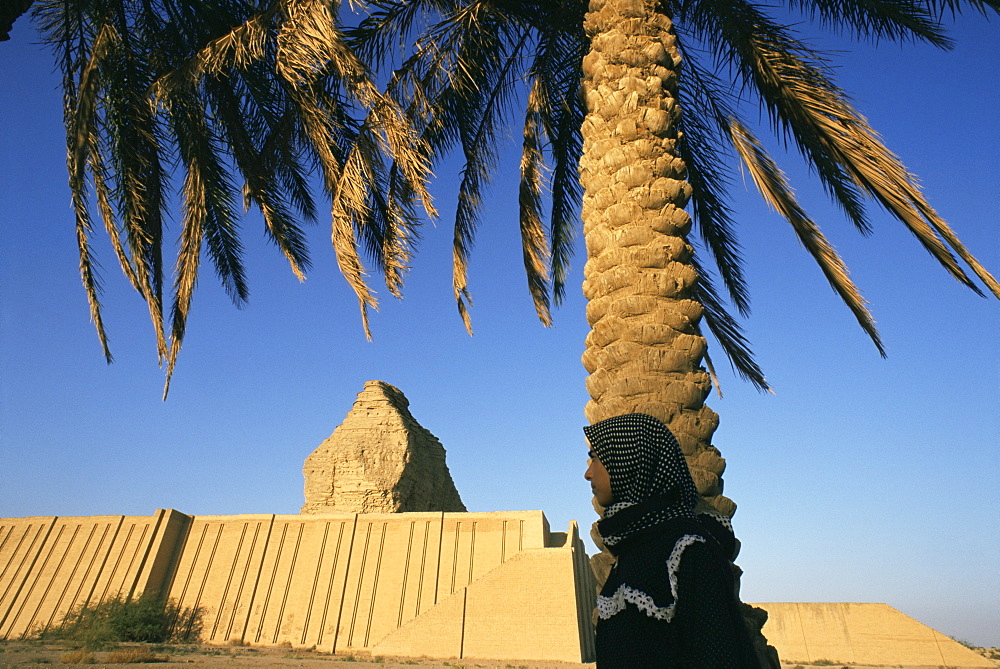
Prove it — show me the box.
[585,449,614,507]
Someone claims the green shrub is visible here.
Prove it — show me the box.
[950,635,979,650]
[39,594,202,648]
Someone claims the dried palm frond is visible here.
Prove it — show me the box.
[698,1,1000,299]
[32,0,1000,397]
[34,0,440,394]
[729,118,884,354]
[519,79,554,326]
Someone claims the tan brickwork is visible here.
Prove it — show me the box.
[369,520,594,662]
[752,602,993,667]
[164,513,280,645]
[0,511,173,639]
[5,510,989,666]
[301,381,466,514]
[0,509,593,661]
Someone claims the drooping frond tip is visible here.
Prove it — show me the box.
[731,17,1000,302]
[729,118,887,356]
[519,79,554,326]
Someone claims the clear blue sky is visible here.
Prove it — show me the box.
[1,9,997,648]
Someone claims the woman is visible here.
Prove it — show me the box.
[584,413,758,668]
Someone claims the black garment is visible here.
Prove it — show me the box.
[595,513,756,668]
[584,414,758,669]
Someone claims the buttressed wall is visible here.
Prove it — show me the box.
[302,381,466,514]
[0,510,596,663]
[0,510,185,640]
[753,602,993,668]
[2,513,993,666]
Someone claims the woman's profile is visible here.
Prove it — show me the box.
[584,412,759,668]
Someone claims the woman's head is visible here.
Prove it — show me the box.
[583,413,698,509]
[584,451,614,507]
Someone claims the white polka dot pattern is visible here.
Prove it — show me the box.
[584,413,700,548]
[583,413,698,506]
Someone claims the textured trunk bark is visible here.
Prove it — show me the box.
[579,8,782,664]
[579,0,732,517]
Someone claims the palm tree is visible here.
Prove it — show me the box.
[21,0,1000,494]
[26,0,435,396]
[14,1,999,657]
[349,0,1000,519]
[349,5,998,658]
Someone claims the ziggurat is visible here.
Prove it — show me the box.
[0,509,596,662]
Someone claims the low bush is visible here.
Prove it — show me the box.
[39,594,202,649]
[59,649,96,664]
[104,647,164,663]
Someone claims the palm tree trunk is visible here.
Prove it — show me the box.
[579,0,731,517]
[579,8,782,663]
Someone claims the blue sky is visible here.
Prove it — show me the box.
[2,8,998,648]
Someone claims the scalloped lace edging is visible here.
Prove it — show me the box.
[597,583,676,621]
[597,534,706,622]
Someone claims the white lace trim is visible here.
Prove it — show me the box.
[597,534,705,622]
[597,583,676,621]
[702,509,733,533]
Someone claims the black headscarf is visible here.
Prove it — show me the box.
[586,414,760,667]
[584,413,699,552]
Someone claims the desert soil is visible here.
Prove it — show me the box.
[1,641,996,668]
[1,640,587,668]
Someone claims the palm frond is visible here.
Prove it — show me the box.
[159,77,247,396]
[65,13,169,363]
[289,84,380,336]
[276,0,339,86]
[285,0,434,303]
[449,16,533,331]
[262,107,320,222]
[688,5,875,234]
[729,118,886,354]
[34,0,999,396]
[151,9,272,98]
[330,135,383,340]
[519,79,553,326]
[780,0,952,46]
[368,159,424,298]
[689,253,770,392]
[696,1,999,299]
[292,6,433,260]
[103,19,171,361]
[362,0,562,330]
[74,198,113,363]
[528,8,586,305]
[348,0,444,67]
[164,163,206,400]
[90,134,140,293]
[65,18,116,364]
[334,117,420,317]
[924,0,1000,16]
[206,74,311,281]
[749,25,999,298]
[674,51,751,316]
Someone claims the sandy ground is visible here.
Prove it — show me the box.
[0,640,588,669]
[1,641,996,668]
